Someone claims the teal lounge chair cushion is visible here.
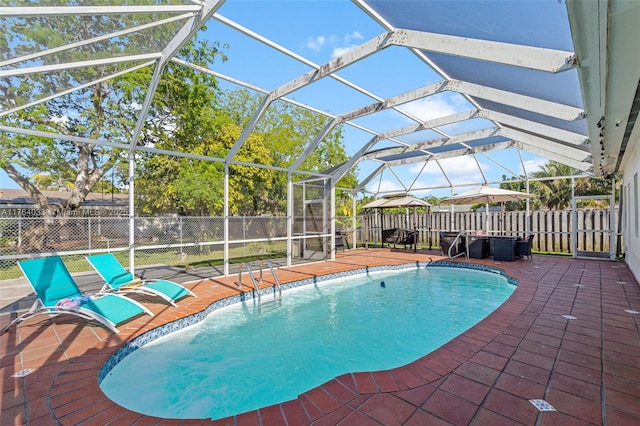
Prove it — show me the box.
[25,256,83,307]
[86,253,195,306]
[82,294,147,325]
[6,256,153,334]
[144,280,191,301]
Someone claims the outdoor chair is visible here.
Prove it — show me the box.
[3,256,153,334]
[516,234,535,261]
[86,253,196,307]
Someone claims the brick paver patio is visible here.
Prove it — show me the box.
[2,249,640,425]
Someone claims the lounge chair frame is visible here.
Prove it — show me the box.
[86,253,196,307]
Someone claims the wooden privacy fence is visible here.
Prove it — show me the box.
[361,208,618,254]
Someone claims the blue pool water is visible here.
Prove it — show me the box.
[100,266,514,419]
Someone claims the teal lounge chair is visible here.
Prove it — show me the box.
[3,256,153,334]
[86,253,195,307]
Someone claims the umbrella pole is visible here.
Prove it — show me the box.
[428,206,432,250]
[485,203,489,234]
[413,206,418,253]
[364,212,369,249]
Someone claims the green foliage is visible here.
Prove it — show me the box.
[499,176,541,211]
[2,17,355,217]
[1,14,226,214]
[528,161,617,210]
[499,161,618,211]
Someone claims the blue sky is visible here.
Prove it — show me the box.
[204,0,553,198]
[2,0,561,198]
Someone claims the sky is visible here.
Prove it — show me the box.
[197,0,559,198]
[1,0,569,199]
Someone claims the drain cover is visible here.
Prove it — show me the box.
[529,399,556,411]
[12,369,34,378]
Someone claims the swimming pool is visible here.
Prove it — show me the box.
[100,264,515,420]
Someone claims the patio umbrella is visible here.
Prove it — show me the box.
[361,195,432,209]
[441,185,534,233]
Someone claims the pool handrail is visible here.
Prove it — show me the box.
[238,261,283,307]
[237,263,261,305]
[448,230,468,260]
[264,260,283,305]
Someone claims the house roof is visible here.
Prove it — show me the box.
[0,189,128,208]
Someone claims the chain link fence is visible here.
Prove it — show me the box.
[0,212,327,281]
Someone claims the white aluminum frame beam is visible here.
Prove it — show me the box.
[390,29,578,73]
[355,163,387,192]
[270,32,393,101]
[128,0,224,151]
[478,109,589,145]
[224,31,393,162]
[447,80,585,121]
[0,6,201,17]
[0,61,156,118]
[0,13,194,69]
[513,141,593,172]
[339,81,448,121]
[498,127,591,152]
[0,53,161,78]
[289,119,343,171]
[360,128,501,161]
[363,137,591,173]
[381,140,516,167]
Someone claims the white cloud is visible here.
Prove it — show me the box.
[366,179,405,194]
[399,97,459,121]
[306,31,364,58]
[522,158,547,175]
[345,31,363,43]
[332,45,357,58]
[306,36,326,51]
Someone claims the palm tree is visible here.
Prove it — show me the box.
[529,161,617,210]
[530,162,576,210]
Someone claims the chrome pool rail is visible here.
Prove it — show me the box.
[237,260,283,307]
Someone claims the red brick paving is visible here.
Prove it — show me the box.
[2,249,640,425]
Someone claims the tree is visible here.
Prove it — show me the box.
[1,12,226,216]
[528,161,617,210]
[1,15,226,249]
[499,175,542,211]
[215,89,358,214]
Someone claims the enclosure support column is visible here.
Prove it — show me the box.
[302,182,306,259]
[520,149,531,236]
[223,162,229,276]
[128,153,136,275]
[328,179,335,261]
[352,189,357,250]
[287,172,293,267]
[609,176,616,260]
[571,177,577,258]
[525,179,531,235]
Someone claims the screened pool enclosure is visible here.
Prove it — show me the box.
[1,1,639,281]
